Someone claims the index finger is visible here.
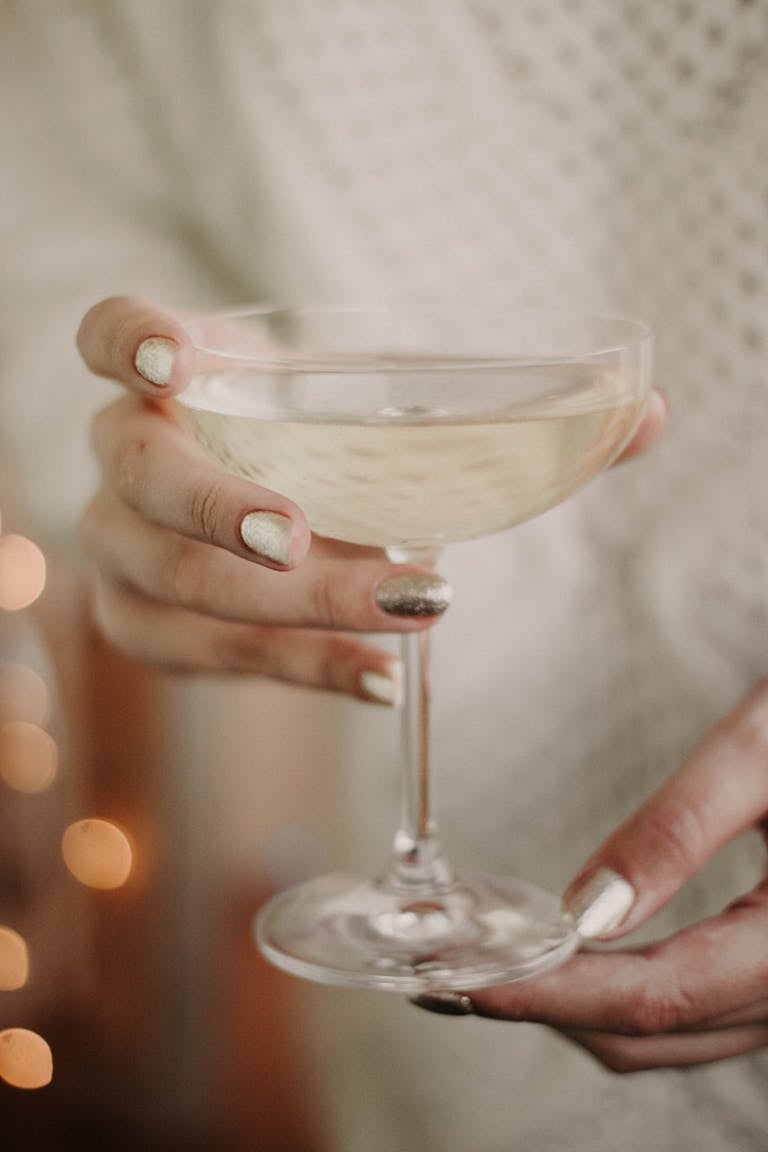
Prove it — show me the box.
[76,295,194,396]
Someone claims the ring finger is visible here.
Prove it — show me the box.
[91,576,402,702]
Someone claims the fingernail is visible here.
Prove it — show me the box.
[410,992,475,1016]
[360,663,403,707]
[135,337,177,387]
[240,511,293,565]
[565,867,636,939]
[375,573,452,618]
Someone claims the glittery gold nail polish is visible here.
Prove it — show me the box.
[375,572,452,617]
[410,991,475,1016]
[240,511,293,565]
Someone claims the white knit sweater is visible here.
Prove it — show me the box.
[1,2,768,1149]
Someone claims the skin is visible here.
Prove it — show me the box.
[81,295,768,1079]
[468,682,768,1073]
[76,296,454,701]
[77,295,666,699]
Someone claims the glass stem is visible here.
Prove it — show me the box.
[385,552,453,895]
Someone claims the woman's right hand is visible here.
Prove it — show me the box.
[75,296,452,705]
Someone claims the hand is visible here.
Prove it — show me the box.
[418,682,768,1073]
[76,296,666,701]
[75,296,453,701]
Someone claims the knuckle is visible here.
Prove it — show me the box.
[90,580,139,658]
[310,570,345,629]
[640,802,704,875]
[187,477,225,543]
[619,978,694,1037]
[161,540,210,610]
[210,628,268,675]
[90,576,193,674]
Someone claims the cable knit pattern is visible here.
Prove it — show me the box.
[1,2,767,1148]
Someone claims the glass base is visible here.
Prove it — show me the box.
[256,870,579,992]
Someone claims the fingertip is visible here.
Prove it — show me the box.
[238,508,311,570]
[410,992,476,1016]
[374,571,453,619]
[78,295,194,397]
[359,659,403,707]
[132,325,196,397]
[564,867,636,940]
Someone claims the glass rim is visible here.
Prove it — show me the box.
[181,304,653,375]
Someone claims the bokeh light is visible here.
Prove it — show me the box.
[61,819,133,890]
[0,663,49,726]
[0,1028,52,1089]
[0,535,47,611]
[0,926,29,991]
[0,720,58,794]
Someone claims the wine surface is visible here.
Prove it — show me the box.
[177,372,645,549]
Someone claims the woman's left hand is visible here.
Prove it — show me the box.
[416,681,768,1072]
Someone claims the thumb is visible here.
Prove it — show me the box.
[564,681,768,940]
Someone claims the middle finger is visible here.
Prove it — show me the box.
[81,492,450,632]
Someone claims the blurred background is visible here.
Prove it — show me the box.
[0,491,350,1151]
[2,1,768,1150]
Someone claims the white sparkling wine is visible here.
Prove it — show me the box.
[177,370,645,550]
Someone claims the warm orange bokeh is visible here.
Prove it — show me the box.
[0,1028,53,1089]
[0,534,47,611]
[0,663,49,726]
[0,926,29,992]
[0,720,58,793]
[61,818,133,890]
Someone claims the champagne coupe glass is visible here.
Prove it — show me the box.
[177,306,652,992]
